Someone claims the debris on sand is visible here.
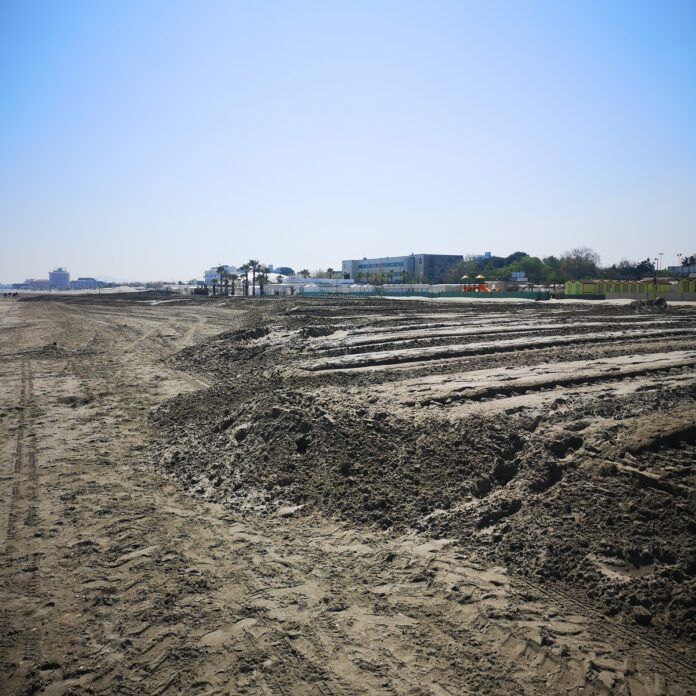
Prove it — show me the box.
[630,297,668,312]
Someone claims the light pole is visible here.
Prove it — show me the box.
[658,252,663,274]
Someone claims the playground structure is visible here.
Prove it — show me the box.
[460,274,491,292]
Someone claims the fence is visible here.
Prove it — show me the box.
[563,294,606,300]
[299,288,551,300]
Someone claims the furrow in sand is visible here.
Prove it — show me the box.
[304,326,696,371]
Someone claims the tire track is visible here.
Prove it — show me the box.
[0,358,42,679]
[3,365,27,549]
[512,573,696,681]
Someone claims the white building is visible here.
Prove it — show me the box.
[204,265,238,286]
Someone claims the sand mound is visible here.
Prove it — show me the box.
[150,298,696,641]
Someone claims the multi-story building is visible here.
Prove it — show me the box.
[48,267,70,289]
[342,254,463,284]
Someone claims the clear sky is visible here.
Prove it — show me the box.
[1,0,695,282]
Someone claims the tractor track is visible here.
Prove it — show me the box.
[513,572,696,680]
[0,358,42,678]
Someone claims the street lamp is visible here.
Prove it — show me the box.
[658,252,663,273]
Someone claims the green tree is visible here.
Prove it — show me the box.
[246,260,261,297]
[216,265,228,296]
[445,255,479,283]
[257,266,270,296]
[515,255,545,284]
[559,247,600,281]
[542,255,561,284]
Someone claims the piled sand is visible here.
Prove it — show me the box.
[151,298,696,643]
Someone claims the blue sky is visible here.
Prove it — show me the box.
[1,0,694,281]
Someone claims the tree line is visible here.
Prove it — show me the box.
[207,250,695,294]
[445,248,694,285]
[209,260,273,297]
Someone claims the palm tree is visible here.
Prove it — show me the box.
[326,267,334,279]
[211,278,218,296]
[247,259,261,297]
[216,265,228,296]
[400,269,409,284]
[299,269,310,279]
[276,274,284,284]
[239,263,250,296]
[388,269,394,284]
[228,273,238,296]
[257,266,270,296]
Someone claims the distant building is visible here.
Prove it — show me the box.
[25,278,50,290]
[274,266,295,276]
[667,264,696,276]
[204,265,238,286]
[69,277,101,290]
[342,254,463,284]
[475,251,493,261]
[510,271,528,284]
[49,267,70,289]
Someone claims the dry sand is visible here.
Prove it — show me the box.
[1,293,694,694]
